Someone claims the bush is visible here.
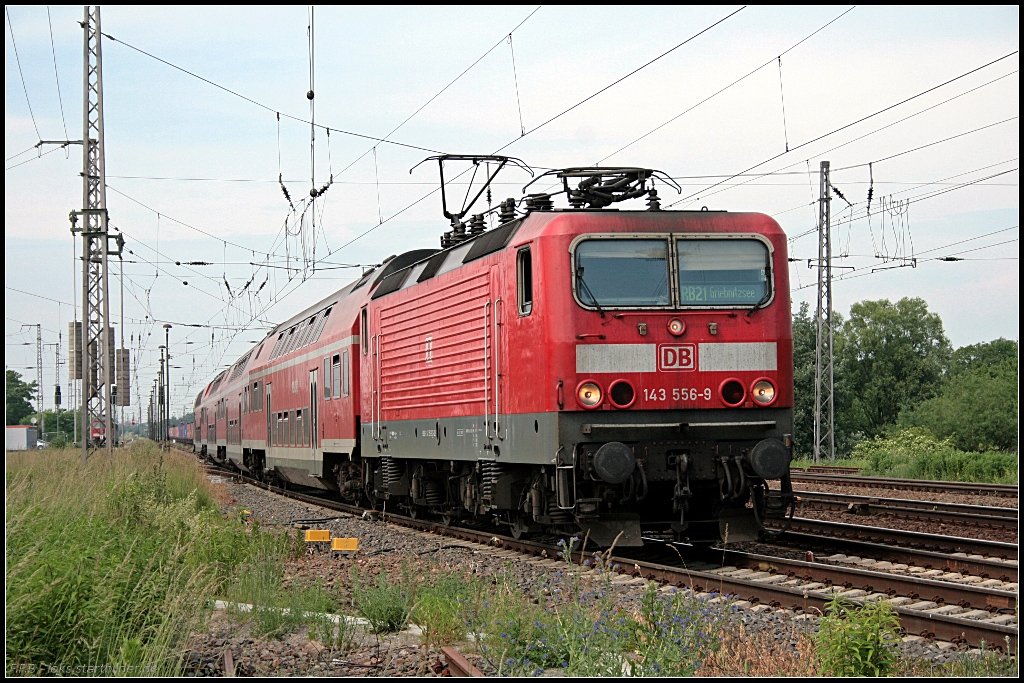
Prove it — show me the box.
[854,428,1017,483]
[814,596,900,677]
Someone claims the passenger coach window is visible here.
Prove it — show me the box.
[676,239,769,306]
[574,239,670,308]
[517,247,533,315]
[332,354,342,398]
[342,350,350,396]
[323,358,331,399]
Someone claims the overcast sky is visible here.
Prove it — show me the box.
[5,5,1019,421]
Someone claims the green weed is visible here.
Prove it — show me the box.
[814,595,901,677]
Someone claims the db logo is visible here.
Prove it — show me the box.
[658,344,696,371]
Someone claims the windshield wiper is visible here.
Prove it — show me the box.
[745,287,772,317]
[575,266,606,318]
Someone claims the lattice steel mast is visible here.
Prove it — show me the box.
[69,6,122,461]
[813,161,835,462]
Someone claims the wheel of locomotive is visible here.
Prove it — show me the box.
[440,511,457,527]
[508,513,530,540]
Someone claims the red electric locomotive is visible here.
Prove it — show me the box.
[196,160,796,547]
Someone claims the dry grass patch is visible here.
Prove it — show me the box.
[698,622,819,677]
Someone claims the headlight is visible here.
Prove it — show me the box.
[719,378,745,407]
[608,380,636,409]
[751,379,777,405]
[576,380,603,409]
[667,318,686,336]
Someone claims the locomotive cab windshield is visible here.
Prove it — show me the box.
[571,235,772,310]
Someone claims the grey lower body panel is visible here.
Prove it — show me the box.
[362,412,559,464]
[266,448,329,489]
[362,407,792,463]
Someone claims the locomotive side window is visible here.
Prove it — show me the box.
[517,247,533,315]
[360,307,368,355]
[574,239,670,307]
[676,238,769,307]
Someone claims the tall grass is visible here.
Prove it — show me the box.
[225,553,354,650]
[463,538,727,677]
[5,442,293,677]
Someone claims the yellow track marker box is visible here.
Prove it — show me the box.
[304,529,331,543]
[331,537,359,552]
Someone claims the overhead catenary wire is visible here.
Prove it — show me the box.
[46,6,69,141]
[6,7,41,139]
[785,165,1019,244]
[496,5,748,157]
[312,6,752,260]
[665,50,1019,208]
[100,30,442,156]
[318,68,1019,266]
[777,55,790,153]
[793,236,1019,291]
[598,5,856,165]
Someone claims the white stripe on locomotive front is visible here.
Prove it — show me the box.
[575,342,778,373]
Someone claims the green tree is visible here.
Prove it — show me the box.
[791,302,816,458]
[792,301,856,458]
[6,370,38,426]
[948,338,1018,378]
[20,409,79,445]
[837,298,950,439]
[899,341,1018,452]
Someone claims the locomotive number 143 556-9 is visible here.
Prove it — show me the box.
[643,387,712,402]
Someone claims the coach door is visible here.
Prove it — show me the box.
[309,369,319,456]
[265,383,272,449]
[372,309,384,444]
[486,267,505,441]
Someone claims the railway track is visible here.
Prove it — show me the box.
[794,490,1018,531]
[792,465,862,475]
[427,524,1019,652]
[764,531,1018,584]
[768,517,1018,562]
[791,473,1018,498]
[201,458,1018,653]
[440,646,486,677]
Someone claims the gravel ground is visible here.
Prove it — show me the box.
[180,476,1018,677]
